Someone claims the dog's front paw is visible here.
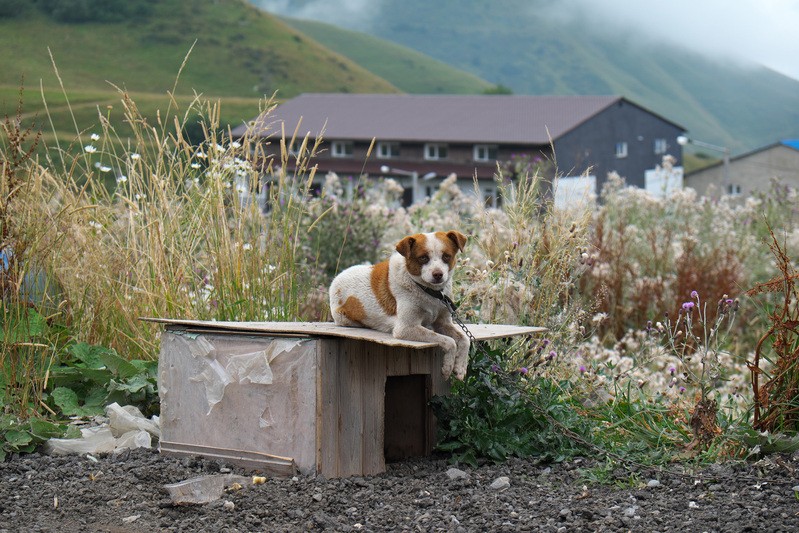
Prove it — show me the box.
[453,355,469,381]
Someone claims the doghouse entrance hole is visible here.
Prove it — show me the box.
[384,374,430,462]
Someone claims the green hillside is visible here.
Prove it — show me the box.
[281,17,493,94]
[257,0,799,155]
[0,0,399,147]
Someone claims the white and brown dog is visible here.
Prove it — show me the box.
[328,231,470,380]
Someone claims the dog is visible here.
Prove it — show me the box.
[328,230,470,380]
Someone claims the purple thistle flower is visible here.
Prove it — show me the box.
[548,350,557,360]
[690,290,699,299]
[725,299,734,305]
[669,366,676,375]
[579,365,586,373]
[518,367,528,375]
[678,386,686,394]
[490,364,500,373]
[682,302,695,311]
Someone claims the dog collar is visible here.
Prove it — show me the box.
[413,281,458,311]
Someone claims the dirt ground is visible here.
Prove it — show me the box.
[2,447,799,532]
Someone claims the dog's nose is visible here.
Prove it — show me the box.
[432,270,444,282]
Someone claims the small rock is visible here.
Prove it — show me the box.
[647,479,661,488]
[688,501,700,509]
[121,515,140,524]
[312,493,323,502]
[446,467,468,480]
[624,506,638,517]
[223,501,235,512]
[559,508,571,517]
[489,476,510,490]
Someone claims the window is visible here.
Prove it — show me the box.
[331,141,353,158]
[654,138,667,155]
[727,183,742,196]
[377,141,400,159]
[473,144,498,162]
[615,141,628,158]
[424,143,448,161]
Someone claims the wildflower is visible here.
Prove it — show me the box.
[548,350,557,360]
[579,365,586,374]
[682,301,695,311]
[518,367,528,375]
[690,290,699,299]
[99,165,112,173]
[90,133,100,141]
[190,162,201,169]
[669,366,676,375]
[130,152,141,161]
[242,243,252,251]
[678,386,686,394]
[84,144,97,153]
[116,175,127,183]
[230,141,241,149]
[490,364,500,373]
[195,150,207,159]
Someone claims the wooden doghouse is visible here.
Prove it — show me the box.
[150,319,542,478]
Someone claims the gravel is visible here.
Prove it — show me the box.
[2,448,799,532]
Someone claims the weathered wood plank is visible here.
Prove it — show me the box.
[361,342,385,475]
[337,340,364,477]
[143,318,545,348]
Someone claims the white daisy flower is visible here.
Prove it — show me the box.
[116,175,127,183]
[90,133,100,141]
[130,152,141,161]
[84,145,97,153]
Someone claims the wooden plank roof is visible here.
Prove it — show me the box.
[143,318,545,349]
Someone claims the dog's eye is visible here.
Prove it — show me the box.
[418,255,429,264]
[442,254,451,263]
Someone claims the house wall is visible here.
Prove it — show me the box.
[318,139,546,171]
[553,99,684,192]
[685,145,799,200]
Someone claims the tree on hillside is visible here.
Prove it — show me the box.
[0,0,28,18]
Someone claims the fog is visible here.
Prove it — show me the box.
[255,0,799,81]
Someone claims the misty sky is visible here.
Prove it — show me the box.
[258,0,799,81]
[557,0,799,80]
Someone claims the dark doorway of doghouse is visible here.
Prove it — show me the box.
[384,374,430,462]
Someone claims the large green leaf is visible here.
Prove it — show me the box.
[69,342,107,369]
[50,386,103,417]
[0,309,46,343]
[97,350,140,379]
[28,418,65,440]
[3,429,33,448]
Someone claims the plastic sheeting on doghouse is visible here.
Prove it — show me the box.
[159,330,315,475]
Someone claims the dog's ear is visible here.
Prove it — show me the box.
[446,231,467,252]
[396,236,416,257]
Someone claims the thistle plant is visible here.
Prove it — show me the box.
[657,290,739,447]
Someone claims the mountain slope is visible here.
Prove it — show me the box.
[256,0,799,154]
[281,17,493,94]
[0,0,398,98]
